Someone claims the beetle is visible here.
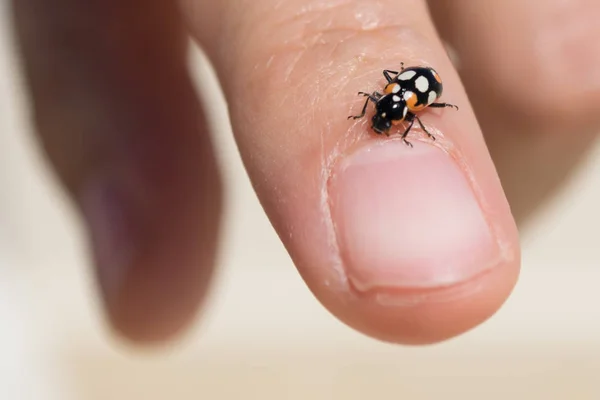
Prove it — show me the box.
[348,62,458,147]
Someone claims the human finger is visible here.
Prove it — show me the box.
[12,0,223,343]
[183,0,521,344]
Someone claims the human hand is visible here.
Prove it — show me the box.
[11,0,599,344]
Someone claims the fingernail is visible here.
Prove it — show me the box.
[329,140,499,291]
[80,174,135,308]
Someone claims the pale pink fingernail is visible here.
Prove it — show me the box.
[329,140,499,291]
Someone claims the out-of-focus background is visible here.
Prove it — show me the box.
[1,3,600,400]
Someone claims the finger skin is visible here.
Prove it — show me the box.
[185,0,521,344]
[428,0,600,223]
[12,0,223,343]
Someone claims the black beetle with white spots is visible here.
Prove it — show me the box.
[348,62,459,147]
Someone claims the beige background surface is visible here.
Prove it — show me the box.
[1,3,600,399]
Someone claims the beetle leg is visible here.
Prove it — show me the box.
[358,91,382,101]
[348,97,370,120]
[348,92,381,119]
[401,119,415,147]
[415,116,436,141]
[383,70,399,83]
[430,102,459,110]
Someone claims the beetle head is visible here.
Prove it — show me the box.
[371,113,391,135]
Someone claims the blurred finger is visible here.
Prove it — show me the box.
[429,0,600,222]
[12,0,223,343]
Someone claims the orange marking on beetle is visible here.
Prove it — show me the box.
[384,83,399,94]
[433,71,442,83]
[405,92,425,111]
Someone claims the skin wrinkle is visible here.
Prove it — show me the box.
[241,42,361,135]
[228,0,432,85]
[320,124,362,292]
[245,26,433,132]
[319,121,347,288]
[318,86,364,291]
[264,0,359,29]
[224,0,435,109]
[248,29,359,93]
[261,0,424,37]
[282,51,305,84]
[316,86,371,293]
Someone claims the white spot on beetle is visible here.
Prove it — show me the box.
[381,112,387,118]
[403,91,413,101]
[415,76,429,93]
[392,95,401,102]
[392,84,401,93]
[398,70,416,80]
[428,91,437,104]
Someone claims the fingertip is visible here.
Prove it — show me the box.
[13,0,225,344]
[81,133,223,344]
[81,162,215,344]
[185,0,521,345]
[327,258,520,345]
[314,138,521,345]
